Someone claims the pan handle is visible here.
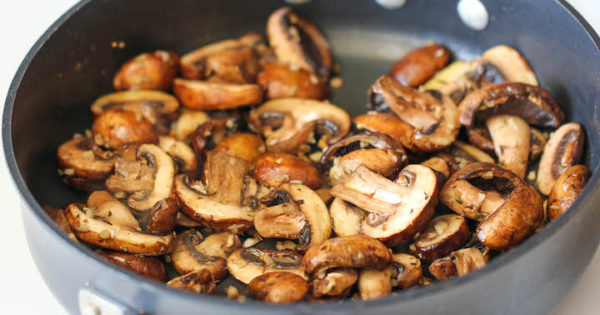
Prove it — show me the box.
[78,287,139,315]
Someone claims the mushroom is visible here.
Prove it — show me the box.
[137,198,178,234]
[547,165,590,221]
[458,82,565,178]
[311,268,358,299]
[253,152,323,189]
[106,144,175,211]
[63,203,174,255]
[91,90,180,125]
[214,133,266,163]
[440,162,544,249]
[479,45,538,86]
[422,60,481,104]
[43,205,77,241]
[329,198,365,237]
[92,109,158,150]
[429,247,488,281]
[302,234,391,277]
[249,98,351,153]
[170,109,210,141]
[57,137,118,191]
[173,78,263,110]
[227,248,306,284]
[367,76,460,152]
[257,63,328,100]
[113,50,179,91]
[442,140,495,171]
[389,43,450,87]
[282,184,332,247]
[175,212,201,228]
[180,33,263,83]
[529,128,547,162]
[267,7,332,78]
[166,269,216,294]
[247,271,309,303]
[421,156,451,179]
[96,249,166,281]
[320,131,407,185]
[389,253,422,289]
[358,267,392,300]
[411,214,471,263]
[536,122,585,195]
[174,151,256,231]
[189,113,243,163]
[158,136,197,172]
[87,190,140,230]
[172,230,240,280]
[254,196,305,240]
[330,165,438,246]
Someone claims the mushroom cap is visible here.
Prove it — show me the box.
[214,133,266,163]
[257,63,329,100]
[173,78,263,110]
[479,45,538,86]
[390,253,422,289]
[91,90,179,123]
[171,230,230,280]
[389,43,450,87]
[253,152,323,189]
[113,50,179,91]
[96,249,166,281]
[92,108,158,149]
[358,267,393,301]
[413,214,471,263]
[547,164,590,221]
[57,137,117,180]
[311,268,358,299]
[227,248,306,284]
[166,269,216,294]
[247,271,309,303]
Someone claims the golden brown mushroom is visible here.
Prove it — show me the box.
[429,247,488,280]
[96,249,166,281]
[227,248,306,284]
[173,78,263,110]
[253,152,323,189]
[412,214,471,263]
[547,165,590,221]
[166,269,216,294]
[248,271,309,303]
[257,63,328,100]
[91,90,180,125]
[113,50,179,91]
[389,43,450,87]
[92,109,158,150]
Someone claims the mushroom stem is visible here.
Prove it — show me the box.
[486,115,530,178]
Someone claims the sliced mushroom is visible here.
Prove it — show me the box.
[170,109,210,141]
[175,212,201,228]
[166,269,216,294]
[158,136,197,172]
[214,133,266,163]
[302,234,391,277]
[253,152,323,189]
[422,60,481,104]
[172,230,240,280]
[389,43,450,87]
[412,214,471,263]
[429,247,488,281]
[257,63,328,100]
[353,112,413,147]
[255,201,305,240]
[440,162,544,249]
[248,271,309,303]
[267,7,332,78]
[173,78,263,110]
[311,268,358,299]
[537,123,585,195]
[358,267,392,300]
[421,156,450,179]
[64,203,174,255]
[227,248,306,284]
[479,45,538,86]
[249,98,351,153]
[137,198,178,234]
[92,109,158,150]
[57,137,118,190]
[547,165,590,221]
[390,253,422,289]
[96,249,166,281]
[443,140,495,171]
[368,76,460,152]
[331,165,438,246]
[91,90,180,125]
[180,33,263,83]
[107,144,175,211]
[486,114,530,178]
[329,198,365,237]
[113,50,179,91]
[87,190,140,230]
[529,128,547,162]
[43,205,77,241]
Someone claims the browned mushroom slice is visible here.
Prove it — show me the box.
[267,7,332,78]
[421,156,451,179]
[96,249,166,281]
[331,165,438,246]
[479,45,538,86]
[180,34,262,83]
[439,177,504,221]
[173,78,263,110]
[113,50,179,91]
[64,204,174,255]
[529,128,547,162]
[158,136,197,172]
[166,269,216,294]
[329,198,365,237]
[91,90,180,125]
[441,162,544,249]
[137,198,178,234]
[302,234,391,277]
[422,60,481,104]
[358,267,392,300]
[92,109,158,150]
[87,191,140,230]
[537,123,585,195]
[444,140,495,171]
[368,76,460,152]
[172,230,240,280]
[311,268,358,299]
[466,127,495,154]
[175,212,201,228]
[390,253,422,289]
[214,133,266,163]
[412,214,471,263]
[389,43,450,87]
[170,109,210,141]
[249,98,351,153]
[255,201,305,239]
[107,144,175,211]
[547,165,590,221]
[429,247,488,281]
[257,63,328,100]
[57,137,118,190]
[486,114,531,178]
[353,112,413,147]
[248,271,309,303]
[253,152,323,189]
[43,205,77,241]
[227,248,306,284]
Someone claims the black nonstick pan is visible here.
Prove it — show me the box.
[4,0,600,314]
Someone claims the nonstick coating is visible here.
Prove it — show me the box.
[4,0,600,314]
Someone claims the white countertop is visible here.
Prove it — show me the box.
[0,1,599,314]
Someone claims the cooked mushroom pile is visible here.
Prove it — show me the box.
[49,7,590,304]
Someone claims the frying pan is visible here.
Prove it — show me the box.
[4,0,600,314]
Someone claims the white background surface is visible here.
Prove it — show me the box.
[0,1,599,314]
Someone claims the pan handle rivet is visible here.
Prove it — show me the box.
[457,0,489,31]
[375,0,407,10]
